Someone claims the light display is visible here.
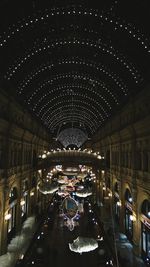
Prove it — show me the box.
[69,236,98,253]
[38,183,58,194]
[76,191,92,198]
[62,197,78,219]
[57,128,88,147]
[0,2,148,146]
[61,197,78,231]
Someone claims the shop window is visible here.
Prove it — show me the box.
[124,189,133,241]
[21,180,29,223]
[114,182,120,223]
[141,200,150,264]
[7,187,18,243]
[125,188,132,204]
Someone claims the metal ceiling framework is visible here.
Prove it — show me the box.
[0,0,150,146]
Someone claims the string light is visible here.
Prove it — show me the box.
[0,4,148,141]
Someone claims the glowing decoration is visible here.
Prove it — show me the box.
[129,197,132,203]
[41,154,47,159]
[20,200,26,206]
[5,213,11,220]
[62,197,78,219]
[39,183,58,194]
[57,178,66,184]
[129,215,136,221]
[78,203,84,213]
[57,189,69,197]
[66,218,75,231]
[117,201,121,206]
[66,185,75,192]
[66,167,78,172]
[69,236,98,253]
[76,185,84,190]
[61,197,78,231]
[76,189,92,198]
[57,128,88,148]
[56,165,62,171]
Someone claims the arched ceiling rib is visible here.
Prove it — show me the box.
[0,0,150,144]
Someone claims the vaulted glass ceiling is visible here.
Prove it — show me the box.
[0,0,150,143]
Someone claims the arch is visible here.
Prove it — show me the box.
[136,191,150,214]
[114,181,119,193]
[125,188,132,203]
[9,187,18,204]
[141,199,150,218]
[122,182,132,198]
[22,179,29,192]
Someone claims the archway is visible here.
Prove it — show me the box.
[124,188,133,241]
[7,187,18,243]
[140,199,150,264]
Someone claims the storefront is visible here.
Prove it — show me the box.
[21,180,29,223]
[7,187,18,243]
[114,182,120,223]
[141,200,150,264]
[124,189,133,241]
[30,176,36,214]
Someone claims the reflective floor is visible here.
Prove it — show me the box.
[17,199,114,267]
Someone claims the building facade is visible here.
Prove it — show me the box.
[92,84,150,261]
[0,88,50,254]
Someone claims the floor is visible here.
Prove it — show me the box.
[15,198,148,267]
[16,199,114,267]
[96,199,147,267]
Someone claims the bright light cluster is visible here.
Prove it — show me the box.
[39,148,104,160]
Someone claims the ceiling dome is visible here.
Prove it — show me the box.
[57,128,88,148]
[0,0,149,142]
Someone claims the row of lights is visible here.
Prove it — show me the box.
[18,58,127,95]
[6,37,141,83]
[39,149,104,160]
[30,83,113,115]
[31,85,111,120]
[16,55,128,135]
[35,90,109,123]
[37,100,100,134]
[26,73,118,105]
[0,6,149,55]
[38,98,103,125]
[41,103,98,126]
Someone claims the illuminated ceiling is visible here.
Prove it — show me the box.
[0,0,149,144]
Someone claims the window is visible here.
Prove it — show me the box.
[7,187,18,243]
